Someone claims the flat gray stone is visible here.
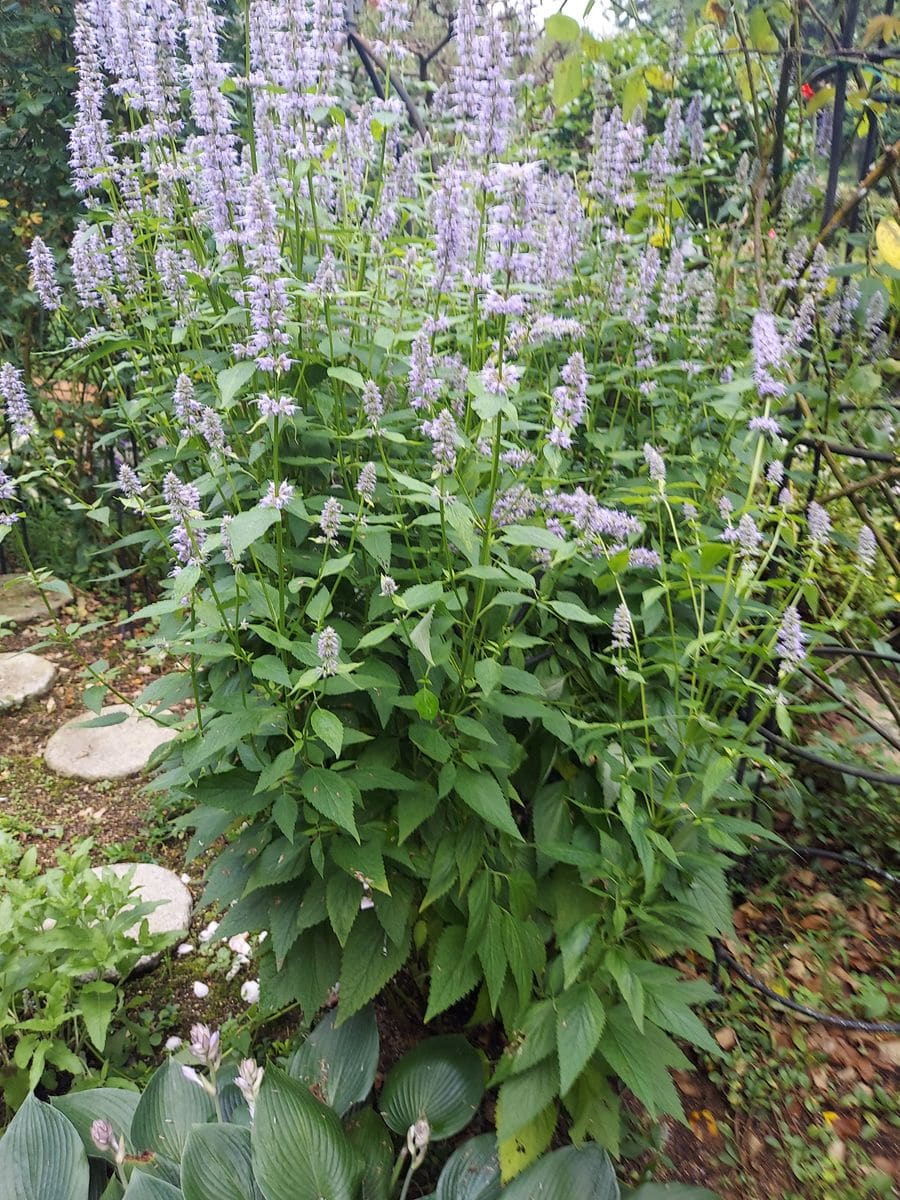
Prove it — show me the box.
[0,573,72,625]
[44,703,178,781]
[91,863,193,971]
[0,651,57,712]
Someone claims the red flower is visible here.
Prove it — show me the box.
[801,82,814,101]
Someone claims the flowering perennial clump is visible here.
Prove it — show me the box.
[2,0,892,1164]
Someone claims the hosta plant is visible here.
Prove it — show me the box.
[0,834,172,1114]
[0,1005,627,1200]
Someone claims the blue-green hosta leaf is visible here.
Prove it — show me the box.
[51,1089,139,1165]
[181,1124,262,1200]
[130,1059,215,1163]
[343,1109,393,1200]
[0,1095,90,1200]
[287,1006,379,1116]
[433,1135,501,1200]
[380,1035,483,1141]
[501,1145,619,1200]
[252,1068,361,1200]
[121,1173,182,1200]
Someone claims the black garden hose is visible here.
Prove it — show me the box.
[712,846,900,1034]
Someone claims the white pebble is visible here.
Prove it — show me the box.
[176,942,194,956]
[192,981,209,998]
[240,979,260,1004]
[164,1036,183,1052]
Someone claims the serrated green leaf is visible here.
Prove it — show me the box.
[311,709,343,757]
[454,767,523,841]
[300,768,360,840]
[337,910,410,1019]
[556,984,606,1095]
[425,925,481,1021]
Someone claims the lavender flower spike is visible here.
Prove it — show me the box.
[856,525,876,572]
[28,237,61,311]
[751,311,786,398]
[643,443,666,487]
[806,501,831,549]
[0,363,36,439]
[776,605,806,670]
[316,626,341,677]
[611,603,631,651]
[260,481,294,510]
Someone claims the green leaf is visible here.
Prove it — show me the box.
[0,1094,90,1200]
[51,1090,139,1165]
[122,1174,182,1200]
[433,1135,501,1200]
[553,51,584,109]
[545,13,580,40]
[79,981,118,1051]
[228,507,280,559]
[252,656,293,689]
[300,768,360,840]
[181,1124,262,1200]
[287,1007,379,1116]
[131,1059,214,1163]
[337,910,410,1019]
[546,601,602,625]
[622,72,649,122]
[253,1068,360,1200]
[496,1060,559,1144]
[328,366,365,391]
[217,361,257,405]
[598,1007,688,1118]
[501,1145,618,1200]
[409,609,435,665]
[311,709,344,758]
[425,926,481,1022]
[380,1035,483,1141]
[604,950,644,1032]
[454,767,523,841]
[556,984,606,1096]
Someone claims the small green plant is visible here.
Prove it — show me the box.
[0,834,173,1113]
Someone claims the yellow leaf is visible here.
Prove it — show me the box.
[704,0,728,26]
[805,85,834,116]
[875,218,900,270]
[644,64,673,91]
[622,72,649,122]
[498,1103,557,1182]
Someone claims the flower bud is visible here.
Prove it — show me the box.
[91,1119,125,1164]
[189,1023,221,1069]
[235,1058,264,1117]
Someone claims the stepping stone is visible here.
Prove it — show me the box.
[91,863,193,972]
[44,704,178,781]
[0,573,72,625]
[0,651,57,712]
